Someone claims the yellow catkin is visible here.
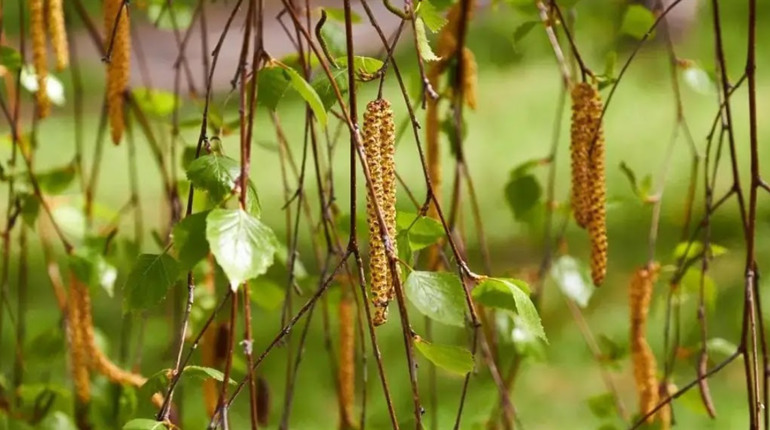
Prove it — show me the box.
[378,98,399,304]
[338,296,356,429]
[461,47,477,110]
[47,0,69,70]
[586,89,607,287]
[105,0,130,145]
[29,0,50,118]
[363,99,399,326]
[68,275,91,403]
[569,82,594,229]
[629,264,660,424]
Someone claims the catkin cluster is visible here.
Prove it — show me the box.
[570,82,607,286]
[629,264,660,424]
[105,0,131,145]
[363,99,398,326]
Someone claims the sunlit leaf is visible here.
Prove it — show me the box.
[550,255,594,307]
[124,254,180,311]
[20,66,65,106]
[414,336,474,375]
[415,18,441,62]
[206,209,278,290]
[620,5,655,40]
[672,241,727,261]
[132,87,179,117]
[183,365,236,384]
[146,2,193,30]
[680,62,717,95]
[473,278,546,341]
[405,271,466,327]
[122,419,167,430]
[418,0,448,32]
[334,56,385,77]
[38,411,77,430]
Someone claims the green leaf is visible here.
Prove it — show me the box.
[38,411,77,430]
[183,365,236,384]
[132,87,178,117]
[322,7,361,23]
[319,22,346,57]
[138,369,169,397]
[334,56,385,77]
[18,193,40,227]
[186,154,240,203]
[679,268,716,310]
[473,278,546,341]
[597,334,628,367]
[0,46,22,70]
[26,326,65,360]
[706,337,738,361]
[20,66,65,106]
[206,209,278,290]
[504,174,541,220]
[619,161,652,201]
[35,162,77,195]
[415,18,441,62]
[680,63,717,95]
[281,66,328,127]
[249,278,285,310]
[550,255,594,307]
[124,254,180,311]
[257,66,291,111]
[604,51,617,79]
[405,271,466,327]
[414,336,474,375]
[513,21,537,44]
[173,211,210,270]
[311,67,347,110]
[122,419,167,430]
[146,2,193,30]
[587,392,616,419]
[70,247,118,297]
[396,211,444,251]
[52,205,86,241]
[620,5,655,40]
[418,0,448,32]
[673,241,727,261]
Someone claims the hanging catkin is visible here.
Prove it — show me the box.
[363,99,398,326]
[68,274,91,403]
[569,83,593,229]
[29,0,50,118]
[47,0,69,70]
[105,0,130,145]
[461,47,478,110]
[570,82,607,286]
[629,264,660,424]
[338,294,356,429]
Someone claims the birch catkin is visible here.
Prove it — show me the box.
[105,0,130,145]
[363,99,398,326]
[47,0,69,70]
[570,82,608,286]
[30,0,50,118]
[68,275,91,403]
[629,264,660,424]
[338,295,356,429]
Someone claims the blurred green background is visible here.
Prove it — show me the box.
[2,0,770,429]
